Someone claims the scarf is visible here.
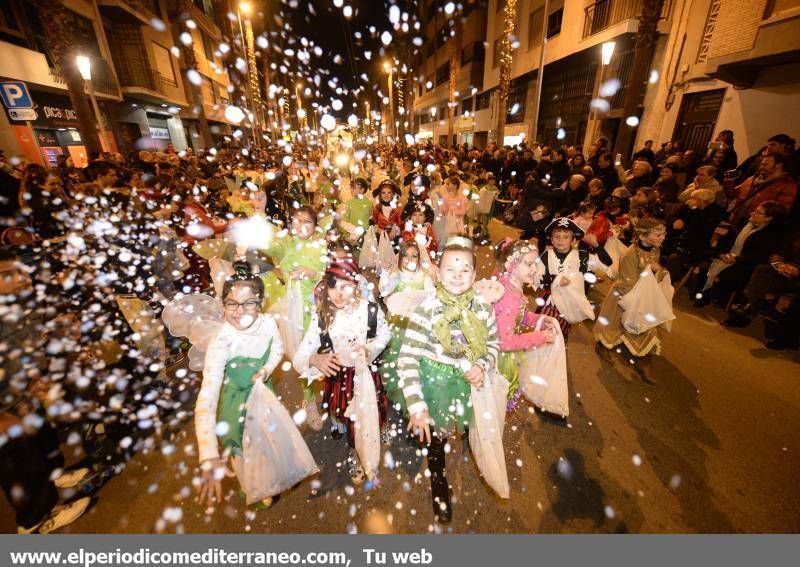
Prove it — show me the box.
[432,285,489,363]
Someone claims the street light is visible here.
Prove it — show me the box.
[76,55,110,152]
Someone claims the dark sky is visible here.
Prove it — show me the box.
[252,0,417,119]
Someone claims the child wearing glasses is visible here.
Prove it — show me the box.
[195,263,300,509]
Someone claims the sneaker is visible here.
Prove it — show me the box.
[303,400,323,431]
[18,497,91,534]
[347,449,366,485]
[54,468,91,489]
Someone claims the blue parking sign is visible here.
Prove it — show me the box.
[0,81,34,109]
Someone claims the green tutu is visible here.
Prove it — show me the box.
[419,357,472,434]
[379,314,409,413]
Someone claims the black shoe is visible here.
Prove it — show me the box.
[765,339,800,351]
[431,475,452,523]
[722,311,751,328]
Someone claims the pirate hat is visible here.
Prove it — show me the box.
[545,217,585,239]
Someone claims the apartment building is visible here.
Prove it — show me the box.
[0,0,242,164]
[0,0,123,166]
[411,0,489,147]
[472,0,673,150]
[638,0,800,159]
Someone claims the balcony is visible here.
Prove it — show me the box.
[582,0,673,39]
[49,55,120,99]
[97,0,159,24]
[115,57,178,94]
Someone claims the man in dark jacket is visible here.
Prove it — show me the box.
[663,188,725,281]
[595,152,620,193]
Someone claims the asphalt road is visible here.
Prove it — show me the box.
[3,219,798,533]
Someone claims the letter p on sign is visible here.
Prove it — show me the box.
[0,82,34,109]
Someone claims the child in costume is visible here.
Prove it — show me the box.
[340,178,374,242]
[398,237,504,523]
[195,265,317,509]
[401,201,438,260]
[260,204,330,429]
[490,239,567,414]
[536,217,612,340]
[438,174,469,237]
[292,258,391,484]
[371,179,403,241]
[378,240,436,413]
[594,218,673,384]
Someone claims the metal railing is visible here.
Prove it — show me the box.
[582,0,673,39]
[49,55,120,97]
[114,57,177,93]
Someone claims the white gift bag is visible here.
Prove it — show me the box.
[618,270,675,334]
[236,381,319,504]
[377,230,395,272]
[518,317,569,417]
[270,281,305,356]
[602,234,629,280]
[469,369,510,499]
[358,226,379,269]
[344,354,381,480]
[550,275,595,324]
[477,188,497,215]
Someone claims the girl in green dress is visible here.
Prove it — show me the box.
[260,205,331,430]
[195,266,295,508]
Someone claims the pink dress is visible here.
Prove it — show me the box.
[439,190,468,236]
[493,275,551,409]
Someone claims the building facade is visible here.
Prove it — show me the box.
[0,0,239,164]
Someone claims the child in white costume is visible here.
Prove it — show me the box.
[194,265,318,508]
[292,258,392,485]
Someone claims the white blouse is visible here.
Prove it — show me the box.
[292,299,391,381]
[195,314,284,463]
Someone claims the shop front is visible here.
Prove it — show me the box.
[2,89,117,167]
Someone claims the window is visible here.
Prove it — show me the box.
[476,90,492,111]
[528,8,544,49]
[546,7,563,38]
[152,42,176,83]
[507,78,528,124]
[436,62,450,86]
[461,42,485,66]
[461,96,473,114]
[192,0,215,19]
[492,37,503,68]
[200,32,215,62]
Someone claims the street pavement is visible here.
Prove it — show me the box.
[2,219,798,533]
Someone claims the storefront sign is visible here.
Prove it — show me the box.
[149,126,170,139]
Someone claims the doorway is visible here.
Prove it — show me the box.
[673,89,726,155]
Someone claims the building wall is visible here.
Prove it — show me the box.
[638,0,800,159]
